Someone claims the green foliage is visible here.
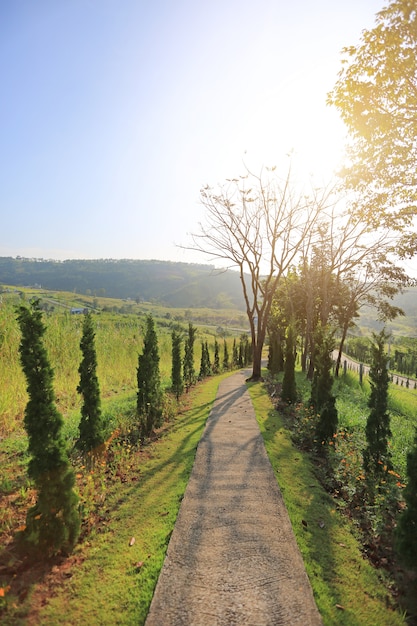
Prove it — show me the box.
[199,341,212,379]
[310,325,338,447]
[250,379,407,626]
[396,428,417,569]
[16,300,79,557]
[0,257,245,308]
[77,312,104,457]
[281,323,297,404]
[363,330,393,485]
[213,338,220,374]
[171,329,184,400]
[222,339,229,370]
[137,315,163,437]
[239,332,252,367]
[232,338,239,368]
[183,323,197,390]
[328,0,417,257]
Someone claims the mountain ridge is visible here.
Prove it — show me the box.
[0,256,245,309]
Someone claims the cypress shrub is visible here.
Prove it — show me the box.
[223,339,229,371]
[77,312,104,460]
[213,338,220,374]
[363,330,393,489]
[311,325,338,447]
[281,324,297,404]
[17,300,80,557]
[137,315,163,437]
[183,322,197,390]
[171,329,184,400]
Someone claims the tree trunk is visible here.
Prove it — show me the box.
[250,342,263,380]
[335,322,349,377]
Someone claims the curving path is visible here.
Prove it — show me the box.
[145,370,322,626]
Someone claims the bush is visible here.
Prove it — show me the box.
[16,300,80,557]
[137,315,163,437]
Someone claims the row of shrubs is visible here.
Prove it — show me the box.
[268,327,417,575]
[14,300,252,558]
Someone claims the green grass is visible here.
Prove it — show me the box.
[0,375,226,625]
[0,290,244,436]
[248,377,407,626]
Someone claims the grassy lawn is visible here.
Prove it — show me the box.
[0,376,224,625]
[1,370,412,625]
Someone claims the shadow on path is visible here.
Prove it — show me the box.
[145,370,322,626]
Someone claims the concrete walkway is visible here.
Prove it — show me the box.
[145,370,322,626]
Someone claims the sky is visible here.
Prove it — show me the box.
[1,0,401,269]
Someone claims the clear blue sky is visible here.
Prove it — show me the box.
[2,0,399,267]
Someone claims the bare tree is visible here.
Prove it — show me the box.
[186,166,333,380]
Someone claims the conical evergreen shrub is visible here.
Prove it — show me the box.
[77,311,104,460]
[363,330,392,479]
[137,315,163,437]
[17,300,80,557]
[281,323,297,404]
[171,329,184,400]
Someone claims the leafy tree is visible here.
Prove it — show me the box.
[328,0,417,258]
[281,323,297,404]
[363,330,393,481]
[396,428,417,569]
[183,322,197,390]
[137,315,163,436]
[171,329,184,400]
[310,324,338,447]
[77,312,104,459]
[17,300,80,557]
[186,166,329,380]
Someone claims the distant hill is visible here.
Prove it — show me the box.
[0,257,245,310]
[357,286,417,337]
[1,257,415,334]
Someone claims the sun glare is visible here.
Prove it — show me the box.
[239,63,348,185]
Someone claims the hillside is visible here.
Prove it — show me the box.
[355,286,417,337]
[0,257,245,310]
[1,257,416,335]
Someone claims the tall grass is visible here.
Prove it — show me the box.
[333,370,417,479]
[0,297,238,436]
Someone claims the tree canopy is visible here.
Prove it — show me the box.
[328,0,417,258]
